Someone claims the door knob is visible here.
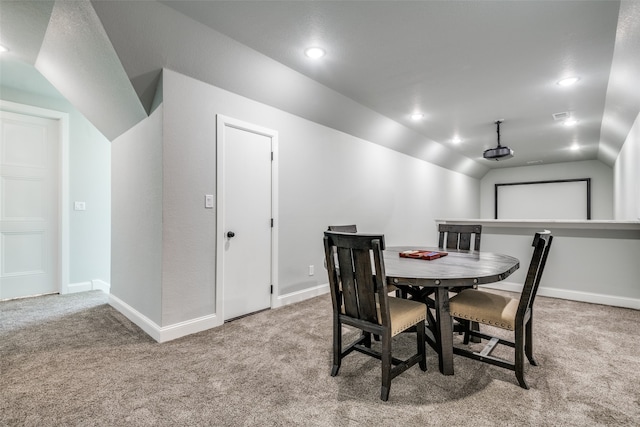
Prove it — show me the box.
[226,231,235,238]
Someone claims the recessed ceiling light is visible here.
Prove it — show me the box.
[451,136,462,144]
[570,143,580,151]
[410,113,424,120]
[557,76,580,86]
[304,47,325,59]
[0,45,8,53]
[563,119,578,126]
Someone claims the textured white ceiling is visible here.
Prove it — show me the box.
[35,1,147,140]
[1,0,636,174]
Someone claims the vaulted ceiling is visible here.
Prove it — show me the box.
[160,0,620,168]
[1,1,639,179]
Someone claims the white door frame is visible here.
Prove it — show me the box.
[0,100,70,295]
[215,114,278,323]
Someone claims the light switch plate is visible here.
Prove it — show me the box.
[205,195,214,208]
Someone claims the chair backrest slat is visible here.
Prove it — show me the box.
[336,246,359,317]
[323,236,342,314]
[328,224,358,233]
[446,232,460,249]
[517,230,553,318]
[438,224,482,251]
[458,233,472,250]
[353,247,378,322]
[324,231,388,326]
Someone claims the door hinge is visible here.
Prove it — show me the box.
[270,285,273,294]
[271,152,274,161]
[271,218,274,227]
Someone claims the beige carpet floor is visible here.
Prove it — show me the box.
[1,290,639,426]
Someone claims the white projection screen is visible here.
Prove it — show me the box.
[495,179,591,220]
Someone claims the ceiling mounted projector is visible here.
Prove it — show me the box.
[483,120,514,161]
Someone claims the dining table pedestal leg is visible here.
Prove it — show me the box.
[435,287,454,375]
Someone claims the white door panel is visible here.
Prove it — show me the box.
[3,177,44,218]
[217,116,276,321]
[0,111,59,299]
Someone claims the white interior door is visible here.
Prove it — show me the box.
[0,111,59,300]
[217,116,277,321]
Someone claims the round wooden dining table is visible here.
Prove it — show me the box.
[384,247,520,375]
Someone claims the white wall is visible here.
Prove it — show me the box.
[131,68,478,331]
[161,75,217,326]
[480,160,613,220]
[0,87,111,288]
[614,111,640,220]
[111,106,163,325]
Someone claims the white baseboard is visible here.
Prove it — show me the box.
[484,281,640,310]
[91,279,110,293]
[67,279,111,294]
[67,281,92,293]
[108,293,223,343]
[157,313,222,343]
[273,283,330,308]
[108,294,162,341]
[106,279,637,345]
[273,281,640,311]
[108,284,329,343]
[108,283,330,343]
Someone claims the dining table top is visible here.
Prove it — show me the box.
[383,246,520,288]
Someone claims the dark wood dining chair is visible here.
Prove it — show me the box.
[437,223,483,334]
[323,231,427,401]
[449,230,553,389]
[438,223,482,252]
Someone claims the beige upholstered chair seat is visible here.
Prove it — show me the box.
[387,298,427,336]
[341,297,427,336]
[449,289,519,331]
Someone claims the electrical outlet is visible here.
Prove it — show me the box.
[308,265,314,276]
[74,201,86,211]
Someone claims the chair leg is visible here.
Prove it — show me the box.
[417,320,427,371]
[380,332,392,401]
[458,319,471,344]
[525,317,538,366]
[380,385,390,401]
[515,326,529,389]
[469,321,481,343]
[395,288,408,299]
[331,317,342,377]
[363,332,372,348]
